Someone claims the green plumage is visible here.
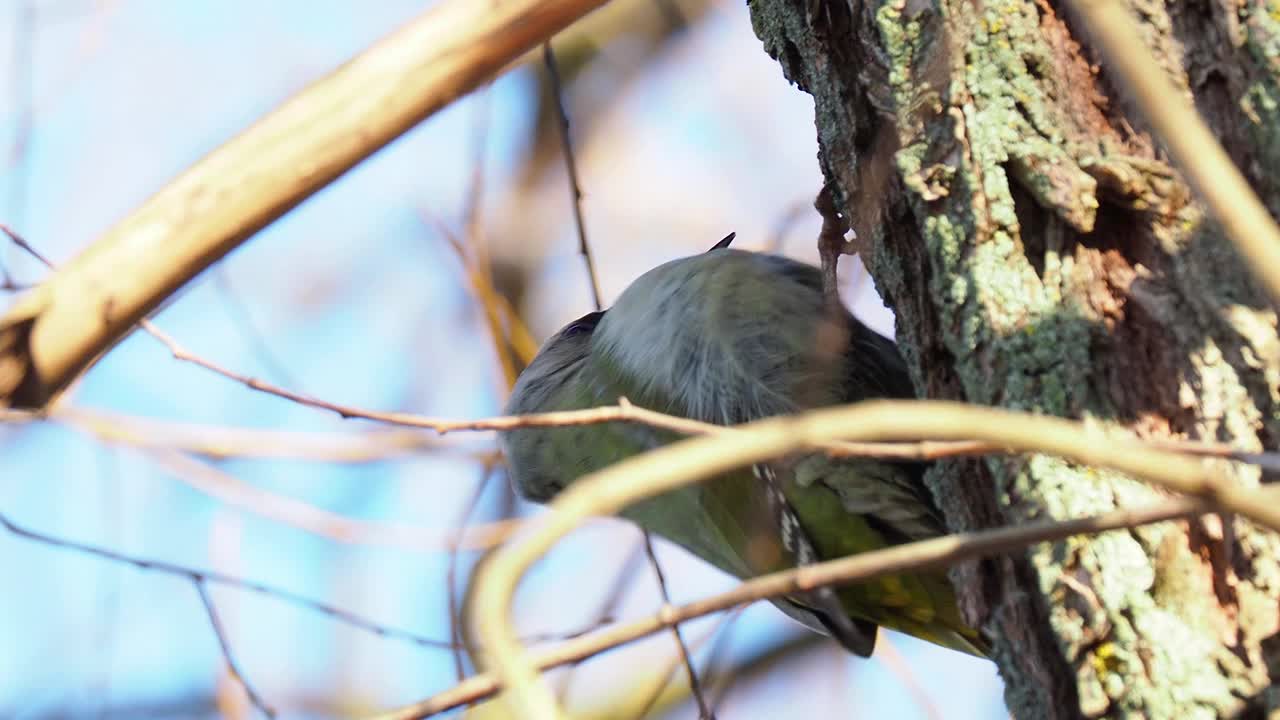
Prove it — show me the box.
[502,248,987,658]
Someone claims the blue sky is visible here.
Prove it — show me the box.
[0,2,1005,718]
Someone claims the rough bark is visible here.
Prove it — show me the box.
[746,0,1280,717]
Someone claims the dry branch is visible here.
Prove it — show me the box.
[377,492,1219,718]
[469,399,1277,718]
[0,0,611,409]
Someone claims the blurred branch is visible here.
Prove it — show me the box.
[427,208,529,390]
[1067,0,1280,301]
[447,463,500,682]
[620,607,743,720]
[6,383,1280,471]
[0,0,612,409]
[379,492,1213,719]
[141,447,522,553]
[494,293,540,365]
[53,406,493,463]
[469,400,1280,719]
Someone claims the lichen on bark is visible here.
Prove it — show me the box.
[747,0,1280,716]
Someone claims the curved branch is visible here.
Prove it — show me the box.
[0,0,611,409]
[469,399,1274,719]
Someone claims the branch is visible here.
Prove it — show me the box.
[375,492,1217,718]
[467,399,1279,719]
[0,0,612,409]
[0,510,461,651]
[543,41,604,310]
[0,508,615,658]
[195,580,276,718]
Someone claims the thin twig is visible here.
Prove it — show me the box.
[628,607,745,720]
[378,493,1211,719]
[0,222,52,266]
[540,37,709,715]
[0,509,609,656]
[469,398,1280,719]
[195,579,276,719]
[0,510,457,649]
[642,533,714,719]
[542,41,603,310]
[6,226,1278,470]
[875,635,943,720]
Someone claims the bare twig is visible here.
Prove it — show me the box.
[642,533,714,719]
[543,41,604,310]
[0,508,611,659]
[0,509,460,651]
[469,399,1280,719]
[1066,0,1280,302]
[378,493,1212,719]
[0,222,51,266]
[426,206,522,392]
[540,37,710,715]
[195,580,276,719]
[5,229,1277,471]
[0,0,613,410]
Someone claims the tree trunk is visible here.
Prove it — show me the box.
[746,0,1280,717]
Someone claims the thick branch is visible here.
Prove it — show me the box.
[0,0,610,409]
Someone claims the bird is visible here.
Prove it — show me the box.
[500,241,987,657]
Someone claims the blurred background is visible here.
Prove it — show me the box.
[0,1,1005,717]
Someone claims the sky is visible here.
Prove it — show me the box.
[0,1,1006,718]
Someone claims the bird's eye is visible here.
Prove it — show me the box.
[563,310,604,337]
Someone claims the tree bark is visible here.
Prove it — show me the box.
[746,0,1280,717]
